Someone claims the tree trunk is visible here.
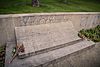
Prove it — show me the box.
[32,0,39,7]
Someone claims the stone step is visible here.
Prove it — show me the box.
[5,40,95,67]
[22,40,95,67]
[15,22,81,58]
[18,39,83,59]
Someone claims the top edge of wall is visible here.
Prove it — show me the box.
[0,12,100,18]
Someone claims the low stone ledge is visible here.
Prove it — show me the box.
[0,12,100,18]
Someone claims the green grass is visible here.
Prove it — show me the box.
[79,25,100,42]
[0,0,100,14]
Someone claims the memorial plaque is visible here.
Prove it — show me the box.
[15,22,81,58]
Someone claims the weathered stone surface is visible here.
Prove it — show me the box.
[5,40,95,67]
[0,17,16,46]
[0,13,100,46]
[15,22,81,58]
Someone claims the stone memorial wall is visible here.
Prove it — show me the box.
[0,12,100,45]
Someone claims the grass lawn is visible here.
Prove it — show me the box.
[78,25,100,42]
[0,0,100,14]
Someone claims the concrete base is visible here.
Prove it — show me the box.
[5,40,95,67]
